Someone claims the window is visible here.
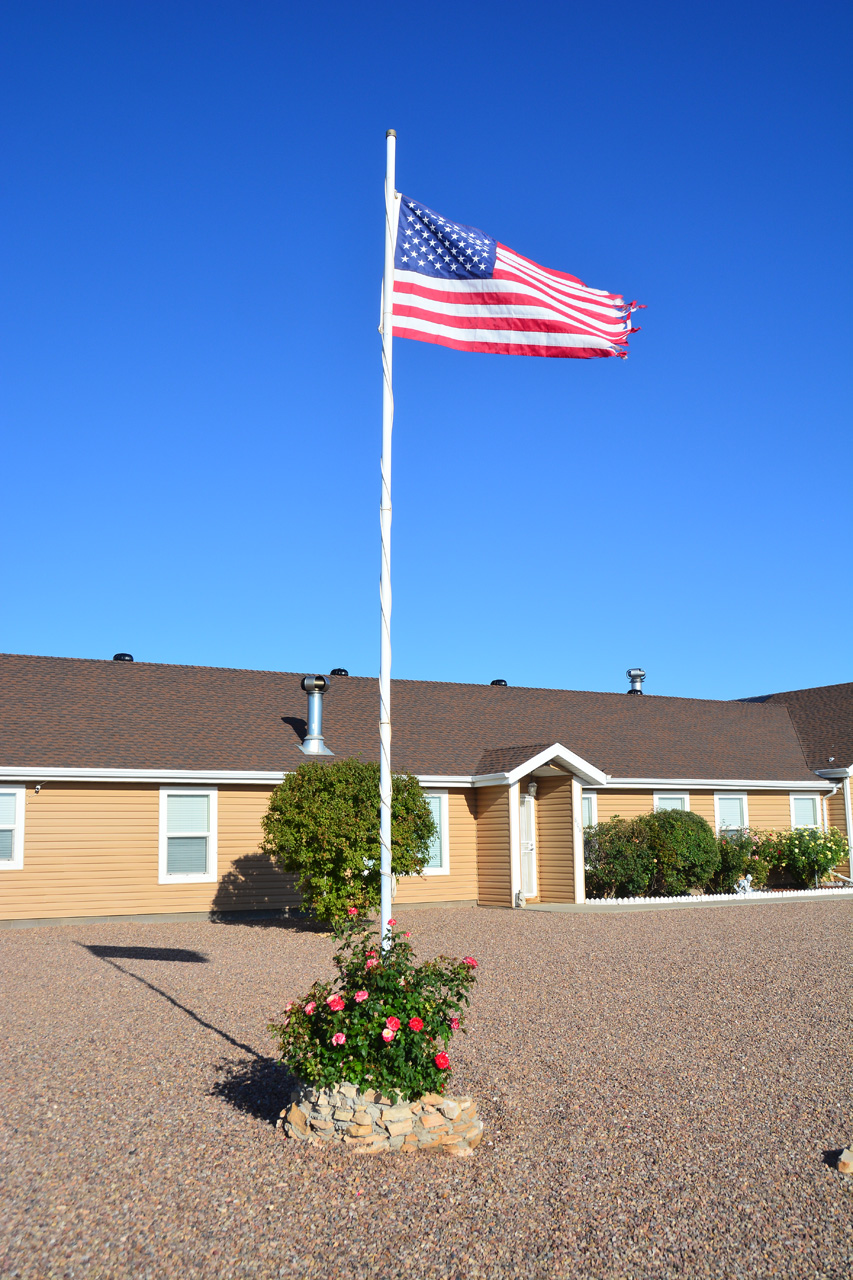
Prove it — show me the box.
[422,791,449,875]
[0,786,25,869]
[715,793,748,834]
[159,788,218,883]
[581,792,598,828]
[654,793,689,812]
[791,794,820,829]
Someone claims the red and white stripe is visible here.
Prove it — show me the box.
[393,244,641,359]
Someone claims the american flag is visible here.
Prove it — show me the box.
[392,195,642,359]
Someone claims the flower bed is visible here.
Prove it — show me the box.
[581,885,852,906]
[277,1080,483,1157]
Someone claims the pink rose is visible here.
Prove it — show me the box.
[387,918,396,926]
[408,1017,423,1032]
[381,1027,395,1042]
[347,907,358,916]
[354,989,368,1003]
[326,994,345,1012]
[331,1032,346,1047]
[463,957,478,968]
[284,1001,294,1012]
[386,1016,401,1031]
[449,1017,460,1031]
[404,932,411,938]
[365,957,378,970]
[304,1002,316,1015]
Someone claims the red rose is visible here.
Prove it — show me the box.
[408,1017,424,1032]
[434,1051,450,1070]
[386,1016,401,1031]
[326,994,345,1012]
[462,957,478,968]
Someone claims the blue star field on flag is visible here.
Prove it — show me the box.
[395,197,497,281]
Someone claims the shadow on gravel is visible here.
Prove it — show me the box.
[822,1149,844,1168]
[85,945,209,963]
[78,944,261,1058]
[210,1056,298,1125]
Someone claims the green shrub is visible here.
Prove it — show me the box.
[268,914,478,1099]
[639,809,720,896]
[710,829,772,893]
[261,758,435,925]
[777,826,849,887]
[584,816,653,898]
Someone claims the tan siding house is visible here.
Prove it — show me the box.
[0,655,848,923]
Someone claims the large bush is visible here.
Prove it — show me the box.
[777,826,848,887]
[585,809,719,898]
[584,816,654,898]
[709,829,772,893]
[269,914,478,1099]
[639,809,720,896]
[261,759,436,924]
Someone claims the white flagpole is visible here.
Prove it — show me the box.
[379,129,397,947]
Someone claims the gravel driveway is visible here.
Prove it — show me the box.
[1,902,850,1279]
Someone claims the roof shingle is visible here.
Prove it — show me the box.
[0,653,819,782]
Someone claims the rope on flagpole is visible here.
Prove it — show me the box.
[379,129,397,950]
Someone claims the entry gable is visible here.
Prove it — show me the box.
[472,742,607,788]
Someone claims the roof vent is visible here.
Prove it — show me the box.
[299,675,334,755]
[490,679,508,687]
[626,668,645,695]
[113,653,134,662]
[330,668,349,676]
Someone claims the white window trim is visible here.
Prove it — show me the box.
[158,787,218,884]
[714,792,749,834]
[581,790,598,827]
[422,790,450,876]
[0,785,26,870]
[790,793,821,830]
[653,792,690,812]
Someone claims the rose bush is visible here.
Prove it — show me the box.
[269,913,478,1099]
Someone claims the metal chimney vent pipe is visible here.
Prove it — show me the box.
[299,675,334,755]
[626,668,646,695]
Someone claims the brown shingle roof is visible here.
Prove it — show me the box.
[0,653,819,782]
[743,683,853,771]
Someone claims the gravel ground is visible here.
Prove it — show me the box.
[1,902,850,1279]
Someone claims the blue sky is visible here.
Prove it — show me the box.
[3,1,851,700]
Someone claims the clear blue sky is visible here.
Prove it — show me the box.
[3,1,851,700]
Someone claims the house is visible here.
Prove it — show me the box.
[0,653,848,925]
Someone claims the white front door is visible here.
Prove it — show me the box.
[520,792,537,898]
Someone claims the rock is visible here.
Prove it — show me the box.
[365,1104,381,1119]
[385,1119,414,1137]
[839,1149,853,1174]
[419,1112,447,1130]
[459,1104,478,1123]
[455,1096,473,1109]
[287,1104,311,1137]
[311,1119,335,1133]
[352,1110,373,1127]
[439,1100,460,1120]
[347,1123,374,1137]
[441,1143,476,1159]
[339,1083,358,1099]
[420,1093,444,1105]
[389,1135,405,1149]
[438,1133,464,1146]
[316,1104,333,1118]
[380,1105,412,1124]
[333,1107,354,1121]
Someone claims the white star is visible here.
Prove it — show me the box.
[401,254,409,262]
